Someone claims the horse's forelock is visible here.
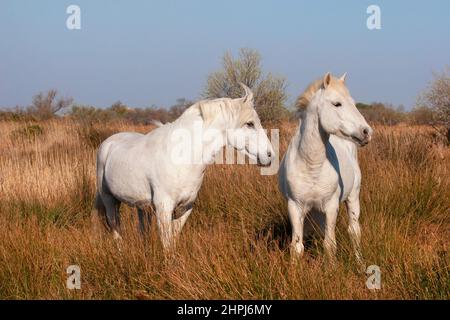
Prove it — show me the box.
[296,76,350,110]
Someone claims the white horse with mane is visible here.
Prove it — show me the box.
[95,84,274,249]
[278,73,373,263]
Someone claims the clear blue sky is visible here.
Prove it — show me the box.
[1,0,449,109]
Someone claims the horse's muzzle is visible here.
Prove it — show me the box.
[351,134,370,147]
[257,156,272,167]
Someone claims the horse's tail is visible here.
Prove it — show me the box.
[94,140,110,230]
[94,192,105,214]
[94,192,109,230]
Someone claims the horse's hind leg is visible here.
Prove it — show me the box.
[102,193,122,240]
[137,207,152,236]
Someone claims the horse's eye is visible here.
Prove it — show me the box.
[332,102,342,107]
[246,121,255,128]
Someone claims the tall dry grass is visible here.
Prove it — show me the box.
[0,119,448,299]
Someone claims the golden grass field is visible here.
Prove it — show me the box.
[0,119,448,299]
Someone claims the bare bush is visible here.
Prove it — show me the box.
[204,48,289,122]
[27,90,73,120]
[416,67,450,142]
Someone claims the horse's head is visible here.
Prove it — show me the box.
[226,83,275,166]
[315,72,373,146]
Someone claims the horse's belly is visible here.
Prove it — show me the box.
[104,152,152,205]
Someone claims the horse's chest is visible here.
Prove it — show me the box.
[288,162,340,204]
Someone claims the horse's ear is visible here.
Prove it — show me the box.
[239,83,254,105]
[339,72,347,83]
[322,72,332,89]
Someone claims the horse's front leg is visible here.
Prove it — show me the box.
[154,197,176,251]
[288,198,307,260]
[323,195,339,263]
[345,191,363,267]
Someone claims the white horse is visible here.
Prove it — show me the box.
[278,73,373,263]
[95,84,274,249]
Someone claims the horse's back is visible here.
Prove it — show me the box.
[97,132,145,171]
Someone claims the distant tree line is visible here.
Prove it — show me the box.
[70,98,193,125]
[0,94,194,125]
[0,91,443,129]
[0,50,448,142]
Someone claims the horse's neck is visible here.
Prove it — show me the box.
[201,131,227,165]
[201,119,231,164]
[171,103,239,167]
[175,113,230,166]
[296,106,329,172]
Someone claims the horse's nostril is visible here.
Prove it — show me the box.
[363,128,369,136]
[267,151,272,158]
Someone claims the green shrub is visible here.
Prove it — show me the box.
[77,124,117,148]
[10,124,44,142]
